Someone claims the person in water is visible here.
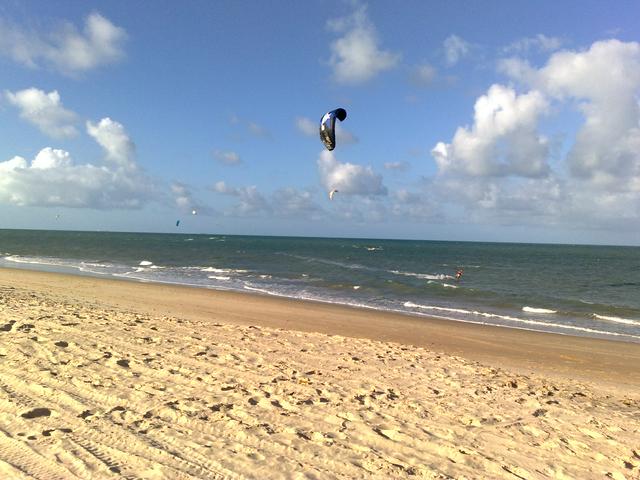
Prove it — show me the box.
[455,268,464,281]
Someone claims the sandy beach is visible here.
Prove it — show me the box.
[0,267,639,479]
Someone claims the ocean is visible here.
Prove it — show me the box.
[1,229,639,343]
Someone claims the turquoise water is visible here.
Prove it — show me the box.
[1,229,639,343]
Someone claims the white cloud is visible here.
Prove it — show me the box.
[327,5,400,84]
[271,187,322,218]
[213,150,241,165]
[497,57,537,83]
[443,35,470,66]
[528,40,640,183]
[213,181,322,219]
[499,40,640,184]
[431,39,640,230]
[390,189,440,220]
[31,147,73,169]
[171,182,214,215]
[212,181,270,216]
[0,12,126,75]
[212,180,236,195]
[5,88,78,138]
[0,118,155,208]
[86,117,135,169]
[317,150,387,195]
[171,182,193,209]
[503,34,563,54]
[432,84,550,178]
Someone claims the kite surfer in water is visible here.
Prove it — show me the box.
[455,268,464,282]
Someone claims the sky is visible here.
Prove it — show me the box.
[0,0,639,245]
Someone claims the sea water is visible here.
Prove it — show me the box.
[1,229,639,343]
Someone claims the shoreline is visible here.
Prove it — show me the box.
[2,266,640,393]
[4,260,640,342]
[4,253,639,345]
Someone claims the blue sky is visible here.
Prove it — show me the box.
[1,0,639,245]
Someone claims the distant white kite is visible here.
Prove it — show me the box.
[329,189,338,200]
[192,209,197,215]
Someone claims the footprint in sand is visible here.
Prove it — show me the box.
[21,407,52,419]
[0,320,16,331]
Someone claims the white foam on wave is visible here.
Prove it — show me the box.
[242,283,377,312]
[403,301,637,338]
[4,255,120,277]
[390,270,452,280]
[208,275,231,281]
[201,267,248,274]
[139,260,153,266]
[523,306,557,314]
[442,283,458,289]
[353,285,360,290]
[593,314,640,326]
[404,302,469,315]
[4,255,60,266]
[80,261,110,268]
[243,285,278,295]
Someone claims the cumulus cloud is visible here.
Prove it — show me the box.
[212,180,237,195]
[503,34,563,54]
[431,39,640,230]
[212,181,320,218]
[31,147,73,169]
[271,187,322,218]
[443,35,470,66]
[390,189,440,220]
[86,117,135,169]
[213,150,241,165]
[0,118,155,208]
[296,116,358,145]
[5,88,78,138]
[212,182,269,215]
[327,5,400,84]
[0,12,126,75]
[432,84,550,178]
[171,182,193,209]
[171,182,214,215]
[512,40,640,184]
[498,40,640,186]
[317,150,387,195]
